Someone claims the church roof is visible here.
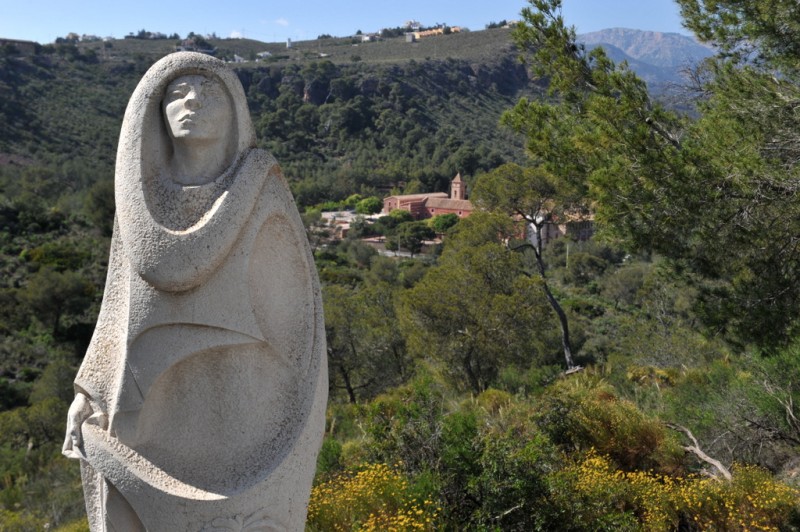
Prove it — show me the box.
[425,197,473,210]
[452,173,462,183]
[385,192,448,202]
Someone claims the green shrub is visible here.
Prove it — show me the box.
[467,402,558,530]
[355,196,382,214]
[316,437,342,477]
[364,375,446,472]
[536,376,683,473]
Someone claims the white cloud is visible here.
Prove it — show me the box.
[229,30,243,38]
[275,17,289,27]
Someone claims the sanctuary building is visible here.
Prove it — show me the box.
[382,174,473,220]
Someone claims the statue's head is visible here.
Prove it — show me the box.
[162,74,233,144]
[118,52,257,186]
[116,52,258,228]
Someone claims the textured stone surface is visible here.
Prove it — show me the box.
[62,52,327,531]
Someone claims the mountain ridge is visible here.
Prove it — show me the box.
[577,27,713,90]
[578,27,713,67]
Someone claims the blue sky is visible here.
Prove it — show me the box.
[0,0,687,45]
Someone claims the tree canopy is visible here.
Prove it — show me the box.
[504,0,800,347]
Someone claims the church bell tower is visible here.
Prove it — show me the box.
[450,173,466,200]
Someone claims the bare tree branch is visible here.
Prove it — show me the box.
[665,422,732,480]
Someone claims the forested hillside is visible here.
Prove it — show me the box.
[2,3,800,530]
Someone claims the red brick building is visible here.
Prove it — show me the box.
[382,174,474,220]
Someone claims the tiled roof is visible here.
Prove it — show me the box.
[386,192,449,202]
[425,198,473,210]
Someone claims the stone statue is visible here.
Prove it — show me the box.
[62,52,327,531]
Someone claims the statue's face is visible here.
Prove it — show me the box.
[163,74,232,141]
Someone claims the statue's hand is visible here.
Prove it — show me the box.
[62,392,94,460]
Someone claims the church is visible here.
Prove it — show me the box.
[381,173,473,220]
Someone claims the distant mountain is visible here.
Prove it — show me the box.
[577,28,714,92]
[579,28,713,67]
